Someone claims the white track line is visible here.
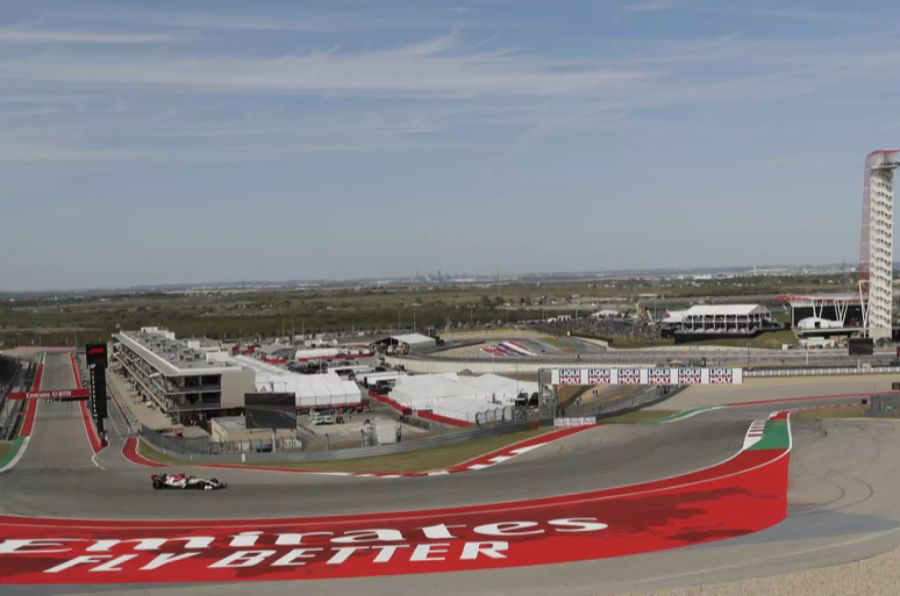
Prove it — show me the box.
[0,416,791,529]
[0,437,30,474]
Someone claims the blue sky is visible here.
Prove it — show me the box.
[2,0,900,291]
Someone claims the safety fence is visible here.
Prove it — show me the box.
[475,404,529,427]
[745,366,900,377]
[868,394,900,417]
[0,359,26,440]
[561,384,686,419]
[107,380,140,433]
[139,420,534,463]
[400,348,900,368]
[138,424,298,456]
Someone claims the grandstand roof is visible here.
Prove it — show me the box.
[662,310,685,323]
[683,304,769,316]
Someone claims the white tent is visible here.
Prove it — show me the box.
[233,355,361,408]
[389,373,536,424]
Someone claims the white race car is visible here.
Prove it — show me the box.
[151,473,227,491]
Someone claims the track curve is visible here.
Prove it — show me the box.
[2,353,899,594]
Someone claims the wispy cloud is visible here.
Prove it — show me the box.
[0,34,649,99]
[2,5,899,165]
[622,1,678,13]
[0,28,177,44]
[44,4,439,33]
[742,8,856,22]
[0,141,146,161]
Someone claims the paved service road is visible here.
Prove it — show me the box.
[2,353,899,594]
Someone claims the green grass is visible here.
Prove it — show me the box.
[138,427,553,473]
[601,409,678,423]
[792,406,869,420]
[0,273,858,347]
[772,311,790,324]
[686,329,799,349]
[606,335,676,348]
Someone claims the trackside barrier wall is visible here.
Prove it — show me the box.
[390,353,900,374]
[744,366,900,377]
[561,385,687,418]
[106,380,139,433]
[139,421,532,463]
[475,404,528,427]
[0,360,27,440]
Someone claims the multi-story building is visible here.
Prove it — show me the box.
[111,327,254,424]
[859,149,900,341]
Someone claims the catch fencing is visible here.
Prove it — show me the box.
[139,424,302,456]
[0,359,26,440]
[561,384,686,419]
[745,366,900,377]
[475,404,529,427]
[139,420,534,463]
[866,394,900,417]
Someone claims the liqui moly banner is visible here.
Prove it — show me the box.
[550,368,743,385]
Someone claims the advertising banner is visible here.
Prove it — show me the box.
[550,368,743,386]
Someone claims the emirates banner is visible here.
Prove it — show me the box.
[550,368,743,386]
[0,446,787,585]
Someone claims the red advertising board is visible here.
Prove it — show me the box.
[7,389,90,400]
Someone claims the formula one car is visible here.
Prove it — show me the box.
[151,473,227,491]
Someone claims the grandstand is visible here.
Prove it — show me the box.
[540,316,661,343]
[777,293,865,338]
[661,304,779,341]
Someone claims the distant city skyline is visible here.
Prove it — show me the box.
[0,260,871,296]
[3,1,900,291]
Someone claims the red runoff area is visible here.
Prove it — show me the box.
[0,438,790,584]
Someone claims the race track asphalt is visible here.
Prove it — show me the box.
[3,352,900,595]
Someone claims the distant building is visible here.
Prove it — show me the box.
[859,149,899,341]
[111,327,254,425]
[661,304,778,342]
[210,416,298,448]
[590,309,622,319]
[370,333,438,355]
[777,293,865,338]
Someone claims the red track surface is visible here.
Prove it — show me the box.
[16,355,42,438]
[417,409,474,427]
[122,437,166,468]
[121,426,595,477]
[18,399,37,438]
[79,401,104,454]
[0,435,790,584]
[69,353,83,389]
[31,362,43,393]
[446,426,587,472]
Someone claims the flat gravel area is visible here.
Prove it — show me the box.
[631,544,900,595]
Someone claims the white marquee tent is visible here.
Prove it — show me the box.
[233,355,361,408]
[389,373,537,424]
